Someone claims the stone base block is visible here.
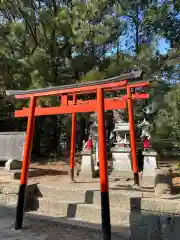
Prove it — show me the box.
[143,151,158,176]
[4,159,22,170]
[112,149,132,172]
[80,150,97,178]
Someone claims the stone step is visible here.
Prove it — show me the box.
[36,184,180,215]
[94,191,180,214]
[36,184,86,201]
[93,190,143,210]
[37,184,143,205]
[0,192,38,211]
[95,191,180,214]
[0,183,37,196]
[0,183,37,210]
[37,184,144,211]
[31,197,130,226]
[26,211,130,239]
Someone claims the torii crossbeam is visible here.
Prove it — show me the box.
[6,70,151,240]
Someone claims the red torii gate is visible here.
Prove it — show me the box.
[6,71,151,240]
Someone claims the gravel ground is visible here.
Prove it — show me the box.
[0,208,128,240]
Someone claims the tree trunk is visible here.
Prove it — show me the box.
[33,117,42,157]
[51,115,59,153]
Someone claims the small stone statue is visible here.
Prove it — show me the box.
[94,141,99,170]
[116,133,123,144]
[112,109,130,147]
[82,140,86,149]
[113,109,124,124]
[90,113,98,126]
[116,133,129,145]
[145,101,157,115]
[138,118,151,139]
[109,131,114,140]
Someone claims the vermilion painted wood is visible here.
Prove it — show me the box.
[20,96,36,185]
[67,93,149,105]
[15,98,127,117]
[97,88,111,238]
[127,87,139,185]
[15,80,128,99]
[69,95,77,181]
[97,88,109,193]
[93,81,150,95]
[14,92,149,118]
[14,81,150,100]
[61,94,68,106]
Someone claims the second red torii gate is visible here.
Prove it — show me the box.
[6,71,151,240]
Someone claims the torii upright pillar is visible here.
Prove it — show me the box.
[127,87,139,186]
[97,88,111,240]
[15,96,36,229]
[69,94,77,182]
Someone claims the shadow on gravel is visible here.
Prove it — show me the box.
[0,204,129,240]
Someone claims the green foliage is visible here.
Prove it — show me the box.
[154,86,180,142]
[80,69,105,82]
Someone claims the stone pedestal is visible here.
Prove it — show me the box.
[111,147,132,173]
[80,150,96,178]
[143,150,158,176]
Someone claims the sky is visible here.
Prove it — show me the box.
[107,37,170,57]
[158,38,170,54]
